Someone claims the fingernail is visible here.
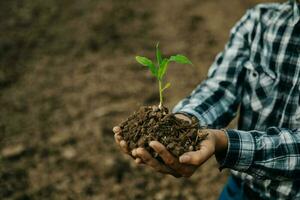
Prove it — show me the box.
[135,158,142,164]
[113,127,121,133]
[149,141,155,147]
[136,148,144,155]
[179,155,190,163]
[132,149,137,157]
[120,140,126,147]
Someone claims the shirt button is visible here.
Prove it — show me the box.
[252,71,258,78]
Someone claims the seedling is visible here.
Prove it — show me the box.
[135,43,192,108]
[119,44,205,158]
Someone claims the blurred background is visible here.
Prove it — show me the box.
[0,0,282,199]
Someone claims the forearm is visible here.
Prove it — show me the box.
[173,79,241,128]
[173,10,258,129]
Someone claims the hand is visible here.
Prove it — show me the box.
[179,129,228,165]
[133,141,198,177]
[134,129,227,178]
[113,115,228,178]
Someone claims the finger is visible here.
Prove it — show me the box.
[113,126,121,134]
[119,140,129,153]
[136,148,177,175]
[179,140,214,165]
[132,149,137,157]
[149,141,194,176]
[136,148,164,170]
[149,141,178,167]
[135,157,144,165]
[132,149,144,164]
[198,129,209,138]
[114,133,122,144]
[149,142,193,177]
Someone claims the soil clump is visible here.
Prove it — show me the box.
[120,106,207,158]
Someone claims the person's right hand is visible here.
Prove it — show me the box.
[113,125,228,178]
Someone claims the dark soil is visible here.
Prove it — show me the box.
[120,106,207,158]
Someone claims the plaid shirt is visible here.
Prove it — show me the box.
[173,1,300,199]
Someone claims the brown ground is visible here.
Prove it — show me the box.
[0,0,280,199]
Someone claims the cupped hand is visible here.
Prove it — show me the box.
[179,129,228,165]
[136,141,198,177]
[132,129,227,177]
[113,116,228,178]
[113,125,197,177]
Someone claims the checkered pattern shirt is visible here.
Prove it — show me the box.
[173,1,300,199]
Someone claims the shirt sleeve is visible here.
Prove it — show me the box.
[173,9,257,128]
[219,128,300,181]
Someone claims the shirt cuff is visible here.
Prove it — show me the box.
[217,129,255,171]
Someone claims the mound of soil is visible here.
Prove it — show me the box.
[119,106,207,158]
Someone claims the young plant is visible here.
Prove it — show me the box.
[136,43,193,108]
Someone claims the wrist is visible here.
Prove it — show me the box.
[209,129,228,155]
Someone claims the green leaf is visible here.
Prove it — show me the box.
[169,55,193,65]
[136,56,157,77]
[158,58,169,80]
[162,82,171,91]
[156,42,162,66]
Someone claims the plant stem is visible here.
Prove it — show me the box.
[158,80,163,108]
